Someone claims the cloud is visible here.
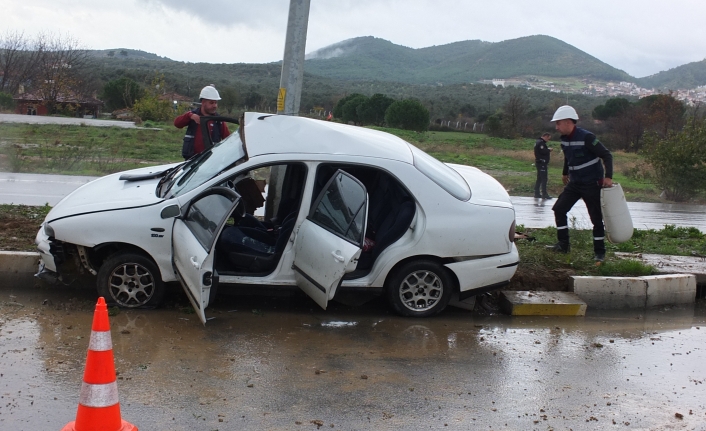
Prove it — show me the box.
[141,0,289,29]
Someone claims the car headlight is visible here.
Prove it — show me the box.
[44,223,55,238]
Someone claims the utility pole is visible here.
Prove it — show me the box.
[268,0,311,220]
[277,0,311,116]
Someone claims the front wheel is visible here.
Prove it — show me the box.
[97,252,166,308]
[386,260,453,317]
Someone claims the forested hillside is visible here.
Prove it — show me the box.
[86,48,607,123]
[637,59,706,89]
[304,35,633,84]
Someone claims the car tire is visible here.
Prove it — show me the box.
[386,260,453,317]
[96,252,166,308]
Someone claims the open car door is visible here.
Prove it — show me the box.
[293,170,368,309]
[172,187,241,324]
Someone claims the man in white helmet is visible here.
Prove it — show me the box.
[548,105,613,262]
[174,85,231,159]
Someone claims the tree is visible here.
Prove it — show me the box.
[341,94,368,124]
[358,93,394,126]
[132,73,173,122]
[592,97,630,121]
[0,31,43,95]
[101,77,142,111]
[609,104,649,151]
[501,94,530,137]
[486,112,503,136]
[219,86,239,114]
[639,92,686,137]
[384,99,430,132]
[243,91,265,110]
[33,33,91,114]
[333,93,364,119]
[642,117,706,202]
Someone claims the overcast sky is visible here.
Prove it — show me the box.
[3,0,705,78]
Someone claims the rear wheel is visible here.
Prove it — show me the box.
[386,260,453,317]
[97,252,166,308]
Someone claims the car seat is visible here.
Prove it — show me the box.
[357,199,415,270]
[217,212,297,274]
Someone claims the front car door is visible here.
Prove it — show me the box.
[172,187,240,324]
[293,170,368,309]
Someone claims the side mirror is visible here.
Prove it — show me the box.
[160,204,181,219]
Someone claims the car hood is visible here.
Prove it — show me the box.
[46,164,178,222]
[447,163,513,209]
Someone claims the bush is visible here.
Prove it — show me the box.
[642,117,706,201]
[0,92,15,111]
[101,77,143,111]
[132,96,173,122]
[384,99,430,132]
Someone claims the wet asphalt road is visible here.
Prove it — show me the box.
[0,113,138,128]
[1,283,705,430]
[2,172,706,232]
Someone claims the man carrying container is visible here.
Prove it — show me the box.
[547,105,613,262]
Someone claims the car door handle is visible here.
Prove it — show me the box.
[331,251,344,262]
[190,256,200,269]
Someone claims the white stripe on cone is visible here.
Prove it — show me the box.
[88,330,113,351]
[79,382,120,408]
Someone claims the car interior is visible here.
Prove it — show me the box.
[214,162,415,279]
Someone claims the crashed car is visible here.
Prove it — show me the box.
[35,113,518,323]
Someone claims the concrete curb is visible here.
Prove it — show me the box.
[500,291,587,316]
[0,251,40,285]
[570,274,696,309]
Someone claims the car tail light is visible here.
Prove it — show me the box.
[508,219,516,243]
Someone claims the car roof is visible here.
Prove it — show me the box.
[242,112,415,164]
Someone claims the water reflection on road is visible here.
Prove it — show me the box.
[513,196,706,231]
[1,284,705,430]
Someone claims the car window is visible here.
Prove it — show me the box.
[409,145,471,201]
[165,130,247,198]
[184,192,237,251]
[309,171,367,246]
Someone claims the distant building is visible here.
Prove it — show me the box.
[13,92,104,118]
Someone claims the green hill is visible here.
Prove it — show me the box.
[637,59,706,89]
[304,35,633,84]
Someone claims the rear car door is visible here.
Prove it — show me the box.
[293,170,368,309]
[172,187,240,324]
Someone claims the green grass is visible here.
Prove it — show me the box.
[0,122,184,175]
[516,224,706,276]
[0,122,695,203]
[0,203,52,220]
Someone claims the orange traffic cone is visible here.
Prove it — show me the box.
[61,297,138,431]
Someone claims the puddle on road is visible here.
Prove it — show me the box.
[319,321,358,328]
[1,283,705,430]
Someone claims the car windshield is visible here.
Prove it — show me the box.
[159,130,247,198]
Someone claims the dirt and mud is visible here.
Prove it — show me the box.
[1,282,705,430]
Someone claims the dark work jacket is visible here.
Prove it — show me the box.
[560,127,613,184]
[174,108,230,159]
[534,138,551,165]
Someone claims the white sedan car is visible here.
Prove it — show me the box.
[35,113,518,323]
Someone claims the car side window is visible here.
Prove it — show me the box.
[185,192,237,251]
[309,171,367,246]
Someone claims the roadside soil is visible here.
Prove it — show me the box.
[0,208,45,251]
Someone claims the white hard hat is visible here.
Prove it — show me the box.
[199,85,221,101]
[551,105,579,122]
